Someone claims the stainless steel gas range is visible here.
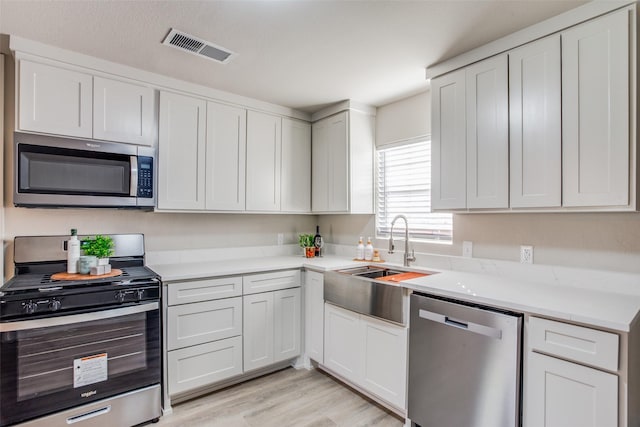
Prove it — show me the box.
[0,234,162,427]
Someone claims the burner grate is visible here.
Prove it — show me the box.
[38,269,131,285]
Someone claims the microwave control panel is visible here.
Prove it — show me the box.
[137,156,154,198]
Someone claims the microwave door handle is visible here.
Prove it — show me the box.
[130,156,138,197]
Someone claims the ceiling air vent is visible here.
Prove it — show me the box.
[162,29,235,64]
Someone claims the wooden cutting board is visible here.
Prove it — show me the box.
[378,272,429,283]
[51,269,122,281]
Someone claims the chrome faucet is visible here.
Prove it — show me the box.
[388,214,416,267]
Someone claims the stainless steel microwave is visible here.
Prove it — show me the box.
[14,132,156,209]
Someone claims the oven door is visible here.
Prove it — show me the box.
[0,303,160,426]
[14,132,143,208]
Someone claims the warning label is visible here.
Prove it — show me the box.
[73,353,108,388]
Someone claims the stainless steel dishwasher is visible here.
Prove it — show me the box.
[408,292,523,427]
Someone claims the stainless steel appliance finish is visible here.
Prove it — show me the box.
[14,132,155,208]
[388,214,416,267]
[408,293,522,427]
[0,234,162,427]
[324,267,409,325]
[17,385,160,427]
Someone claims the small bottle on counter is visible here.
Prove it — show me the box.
[314,226,323,257]
[356,237,365,260]
[364,237,374,261]
[67,228,80,274]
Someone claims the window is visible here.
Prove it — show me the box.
[376,140,452,241]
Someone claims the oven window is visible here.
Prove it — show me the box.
[17,313,147,400]
[19,144,131,196]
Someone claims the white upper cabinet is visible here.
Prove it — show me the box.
[281,118,311,213]
[205,102,247,211]
[562,8,630,208]
[465,54,509,209]
[312,110,374,213]
[509,35,562,208]
[431,69,467,210]
[93,76,154,146]
[246,111,282,212]
[158,91,206,210]
[19,60,92,138]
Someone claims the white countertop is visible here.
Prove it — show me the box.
[150,254,640,332]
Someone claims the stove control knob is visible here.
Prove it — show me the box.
[136,289,145,301]
[23,301,37,315]
[115,291,127,304]
[49,299,62,311]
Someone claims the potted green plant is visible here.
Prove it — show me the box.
[298,234,315,258]
[82,235,115,266]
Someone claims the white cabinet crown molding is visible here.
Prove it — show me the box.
[426,0,635,79]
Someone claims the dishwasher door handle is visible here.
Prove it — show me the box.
[418,309,503,340]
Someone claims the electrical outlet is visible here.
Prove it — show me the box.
[520,245,533,264]
[277,233,284,246]
[462,241,473,258]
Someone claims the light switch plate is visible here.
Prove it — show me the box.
[462,241,473,258]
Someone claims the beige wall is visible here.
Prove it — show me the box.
[375,90,430,147]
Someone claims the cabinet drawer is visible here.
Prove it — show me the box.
[167,276,242,306]
[167,336,243,396]
[243,269,300,295]
[167,297,242,350]
[528,316,619,371]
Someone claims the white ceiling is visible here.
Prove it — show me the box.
[0,0,586,113]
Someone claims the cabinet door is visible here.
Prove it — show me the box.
[324,303,363,382]
[281,118,311,212]
[525,352,618,427]
[274,287,301,363]
[167,297,242,351]
[431,69,467,210]
[246,111,281,211]
[93,76,154,146]
[19,60,92,138]
[312,112,349,213]
[158,91,206,210]
[167,336,243,396]
[360,315,408,410]
[509,36,562,208]
[205,102,247,211]
[305,271,324,364]
[562,9,630,207]
[466,54,509,209]
[243,292,274,371]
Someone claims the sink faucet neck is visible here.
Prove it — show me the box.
[388,215,415,267]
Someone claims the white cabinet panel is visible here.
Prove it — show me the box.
[93,76,154,145]
[243,292,275,371]
[167,336,243,396]
[167,276,243,306]
[19,60,92,138]
[509,35,562,208]
[304,271,324,364]
[525,352,618,427]
[528,317,619,371]
[562,9,630,207]
[466,54,509,209]
[361,315,407,409]
[246,111,281,211]
[205,102,246,211]
[281,118,311,212]
[323,303,363,381]
[273,287,301,363]
[158,91,206,210]
[167,297,242,351]
[431,69,467,210]
[243,269,300,295]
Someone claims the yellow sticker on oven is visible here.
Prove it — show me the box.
[73,353,108,388]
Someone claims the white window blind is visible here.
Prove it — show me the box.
[376,140,452,241]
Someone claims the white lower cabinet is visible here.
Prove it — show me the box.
[525,352,618,427]
[167,336,243,396]
[244,287,302,372]
[324,303,407,410]
[304,271,324,363]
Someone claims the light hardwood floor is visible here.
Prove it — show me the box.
[157,367,404,427]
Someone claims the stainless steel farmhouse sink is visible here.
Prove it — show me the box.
[324,266,410,325]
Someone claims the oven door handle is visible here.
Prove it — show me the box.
[0,302,158,332]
